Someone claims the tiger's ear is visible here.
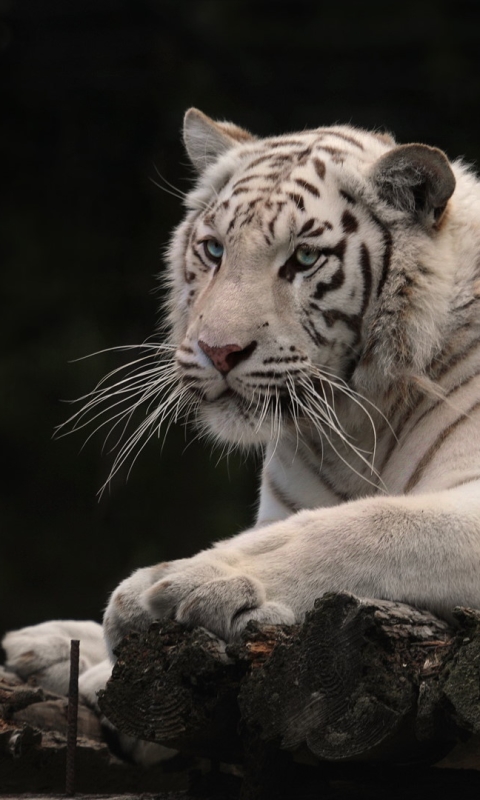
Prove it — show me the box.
[183,108,255,173]
[371,143,455,225]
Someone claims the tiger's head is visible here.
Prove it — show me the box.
[166,109,456,448]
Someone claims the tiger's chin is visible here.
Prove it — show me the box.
[197,396,282,448]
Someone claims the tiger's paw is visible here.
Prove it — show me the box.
[105,556,296,643]
[174,577,295,640]
[2,620,108,695]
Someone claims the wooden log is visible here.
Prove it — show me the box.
[99,592,480,767]
[97,594,480,798]
[3,594,480,799]
[234,593,456,762]
[100,623,245,762]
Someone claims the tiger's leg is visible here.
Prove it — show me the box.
[103,481,480,644]
[2,620,108,696]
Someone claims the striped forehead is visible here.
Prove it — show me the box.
[202,129,373,239]
[230,124,385,185]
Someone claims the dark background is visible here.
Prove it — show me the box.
[2,0,480,637]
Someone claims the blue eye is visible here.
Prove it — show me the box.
[204,239,224,261]
[295,246,319,268]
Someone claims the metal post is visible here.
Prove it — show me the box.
[65,639,80,796]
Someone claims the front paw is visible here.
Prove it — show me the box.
[103,562,173,653]
[143,557,295,640]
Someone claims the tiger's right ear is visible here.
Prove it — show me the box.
[183,108,255,173]
[370,143,455,225]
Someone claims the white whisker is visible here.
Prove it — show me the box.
[57,342,204,493]
[60,319,392,498]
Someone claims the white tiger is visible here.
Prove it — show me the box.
[5,109,480,719]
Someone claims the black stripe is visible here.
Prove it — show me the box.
[294,178,320,197]
[288,192,306,212]
[303,225,328,238]
[266,473,301,513]
[404,399,480,493]
[263,355,306,364]
[313,240,346,300]
[340,190,356,204]
[231,173,272,189]
[226,217,236,235]
[268,139,308,148]
[432,335,480,381]
[455,297,479,313]
[316,145,347,162]
[301,318,329,347]
[299,218,316,235]
[447,475,480,490]
[317,469,351,503]
[247,154,276,168]
[192,247,214,271]
[370,213,393,297]
[182,219,198,282]
[324,130,365,149]
[239,211,255,228]
[297,150,313,165]
[398,367,480,448]
[359,243,373,317]
[379,386,440,479]
[322,309,362,346]
[268,201,287,237]
[299,440,352,502]
[341,210,358,234]
[313,158,326,180]
[177,360,201,369]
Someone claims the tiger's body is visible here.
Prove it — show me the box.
[4,110,480,713]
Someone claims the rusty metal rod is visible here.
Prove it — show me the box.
[65,639,80,796]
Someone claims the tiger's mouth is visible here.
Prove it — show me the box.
[194,384,238,404]
[203,385,260,409]
[192,366,378,456]
[186,368,355,433]
[203,382,294,414]
[217,387,236,401]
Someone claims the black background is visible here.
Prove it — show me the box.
[2,0,480,637]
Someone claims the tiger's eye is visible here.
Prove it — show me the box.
[204,239,224,261]
[295,246,319,268]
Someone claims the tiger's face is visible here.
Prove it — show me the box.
[59,111,456,491]
[167,111,455,447]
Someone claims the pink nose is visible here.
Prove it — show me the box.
[198,340,257,374]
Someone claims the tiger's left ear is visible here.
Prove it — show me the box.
[183,108,256,173]
[371,143,456,225]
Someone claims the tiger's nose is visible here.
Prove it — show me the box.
[198,340,257,375]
